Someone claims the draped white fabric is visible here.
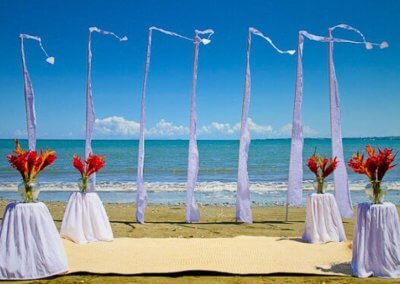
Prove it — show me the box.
[84,27,127,188]
[136,27,213,224]
[19,34,54,151]
[0,202,68,280]
[60,192,113,244]
[302,193,346,243]
[328,24,388,218]
[186,29,213,223]
[287,27,388,210]
[352,202,400,278]
[236,28,295,223]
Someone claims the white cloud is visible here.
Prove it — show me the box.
[248,118,273,135]
[146,119,189,138]
[95,116,140,137]
[199,118,273,138]
[94,116,318,138]
[94,117,188,138]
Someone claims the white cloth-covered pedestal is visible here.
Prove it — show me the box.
[302,193,346,243]
[352,202,400,278]
[60,192,113,244]
[0,202,68,280]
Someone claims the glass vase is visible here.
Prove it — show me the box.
[18,180,40,203]
[78,177,94,193]
[313,177,327,194]
[365,181,386,204]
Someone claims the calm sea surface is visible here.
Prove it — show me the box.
[1,138,399,205]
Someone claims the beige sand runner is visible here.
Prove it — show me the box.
[63,236,352,276]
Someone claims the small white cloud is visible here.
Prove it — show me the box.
[199,122,239,135]
[95,116,140,137]
[94,117,188,138]
[247,118,273,135]
[199,118,273,138]
[146,119,189,138]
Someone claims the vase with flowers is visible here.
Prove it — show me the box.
[7,139,57,202]
[307,149,339,194]
[348,145,396,204]
[73,154,105,193]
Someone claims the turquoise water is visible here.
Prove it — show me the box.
[0,138,399,205]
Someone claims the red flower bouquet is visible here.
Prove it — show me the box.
[348,145,396,204]
[307,150,339,194]
[7,139,57,202]
[73,154,105,192]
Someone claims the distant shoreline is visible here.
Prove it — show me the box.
[1,136,399,142]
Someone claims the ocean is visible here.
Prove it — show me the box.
[1,138,400,206]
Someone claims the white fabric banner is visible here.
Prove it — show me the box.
[85,27,127,159]
[328,24,388,218]
[186,29,214,223]
[236,28,295,223]
[19,34,54,150]
[287,27,388,212]
[84,27,127,189]
[136,27,213,224]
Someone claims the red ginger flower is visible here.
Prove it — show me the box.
[348,145,396,181]
[73,154,105,179]
[307,150,338,179]
[7,139,57,182]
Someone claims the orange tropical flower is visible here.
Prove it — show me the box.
[348,145,396,181]
[73,154,105,179]
[307,150,338,179]
[7,139,57,182]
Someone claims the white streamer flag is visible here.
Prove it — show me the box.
[20,34,54,150]
[186,29,214,223]
[236,28,295,223]
[136,27,213,224]
[328,24,388,218]
[287,27,388,216]
[85,27,128,160]
[84,27,127,189]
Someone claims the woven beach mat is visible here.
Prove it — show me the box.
[63,236,352,276]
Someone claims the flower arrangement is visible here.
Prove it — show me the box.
[307,149,339,194]
[348,145,396,204]
[7,139,57,202]
[73,154,105,192]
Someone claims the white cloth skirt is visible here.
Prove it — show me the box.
[0,202,68,280]
[60,192,113,244]
[302,193,346,243]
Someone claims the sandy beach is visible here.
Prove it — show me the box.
[1,200,399,283]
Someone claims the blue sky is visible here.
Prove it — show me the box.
[0,0,399,139]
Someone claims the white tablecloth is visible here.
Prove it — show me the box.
[302,193,347,243]
[60,192,113,244]
[0,202,68,280]
[352,202,400,278]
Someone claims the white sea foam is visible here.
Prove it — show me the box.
[1,180,400,192]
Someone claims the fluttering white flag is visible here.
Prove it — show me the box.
[186,29,214,223]
[85,27,127,189]
[20,34,54,150]
[236,28,295,223]
[287,28,388,214]
[85,27,128,159]
[328,24,388,218]
[136,27,213,224]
